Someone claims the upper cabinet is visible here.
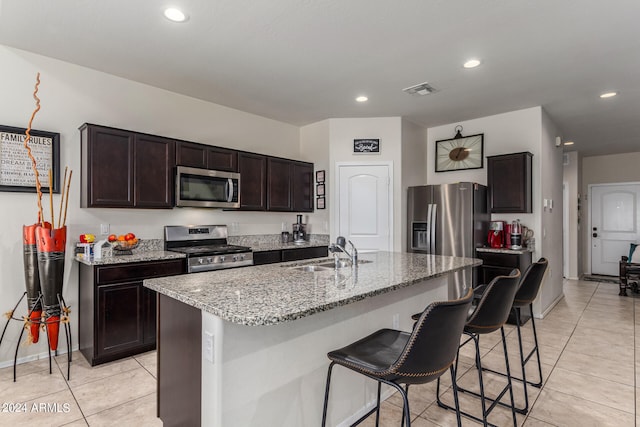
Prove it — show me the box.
[266,158,314,212]
[80,124,175,209]
[176,141,238,172]
[487,152,533,213]
[292,162,314,212]
[238,153,267,210]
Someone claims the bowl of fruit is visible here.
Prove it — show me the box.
[109,233,139,252]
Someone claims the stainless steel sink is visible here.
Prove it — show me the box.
[317,260,354,269]
[289,265,333,272]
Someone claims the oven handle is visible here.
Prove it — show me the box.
[226,178,233,202]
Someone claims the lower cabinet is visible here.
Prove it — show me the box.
[79,258,186,366]
[253,246,328,265]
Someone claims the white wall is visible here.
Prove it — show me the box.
[427,106,564,317]
[0,45,320,365]
[563,152,580,279]
[401,119,428,251]
[581,152,640,274]
[328,117,403,251]
[300,120,330,234]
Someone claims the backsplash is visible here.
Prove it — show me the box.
[228,234,329,247]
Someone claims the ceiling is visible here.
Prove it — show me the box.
[1,0,638,157]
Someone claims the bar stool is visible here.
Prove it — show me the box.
[477,258,548,414]
[434,270,521,427]
[321,288,474,427]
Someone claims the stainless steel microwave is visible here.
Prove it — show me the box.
[175,166,240,208]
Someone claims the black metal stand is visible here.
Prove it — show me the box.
[0,291,72,382]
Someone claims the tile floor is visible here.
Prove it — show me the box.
[0,278,636,426]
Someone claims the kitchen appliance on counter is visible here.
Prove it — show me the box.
[510,219,523,250]
[164,225,253,273]
[488,220,506,248]
[407,183,489,290]
[292,214,307,243]
[175,166,240,208]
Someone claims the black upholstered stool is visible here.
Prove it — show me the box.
[476,258,548,414]
[433,270,521,427]
[321,289,474,427]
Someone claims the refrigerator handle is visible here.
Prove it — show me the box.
[426,204,432,253]
[430,203,437,254]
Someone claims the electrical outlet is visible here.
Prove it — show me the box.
[100,224,110,235]
[204,331,214,363]
[392,313,399,329]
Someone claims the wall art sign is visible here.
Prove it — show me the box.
[0,125,60,193]
[315,170,325,183]
[353,139,380,154]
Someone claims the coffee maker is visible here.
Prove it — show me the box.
[292,214,307,243]
[487,221,505,248]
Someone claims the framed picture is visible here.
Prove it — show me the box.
[315,170,325,183]
[353,139,380,154]
[316,184,325,196]
[435,133,484,172]
[0,125,60,193]
[316,197,325,210]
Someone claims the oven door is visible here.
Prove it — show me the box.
[176,166,240,208]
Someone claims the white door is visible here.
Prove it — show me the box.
[591,183,640,275]
[337,163,392,252]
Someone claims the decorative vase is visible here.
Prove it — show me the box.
[35,225,66,351]
[23,222,50,343]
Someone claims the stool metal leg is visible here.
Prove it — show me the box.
[321,362,335,427]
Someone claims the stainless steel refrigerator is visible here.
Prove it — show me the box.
[407,182,489,293]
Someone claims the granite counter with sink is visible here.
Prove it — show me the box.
[146,251,481,427]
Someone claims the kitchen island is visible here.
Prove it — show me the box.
[144,251,481,427]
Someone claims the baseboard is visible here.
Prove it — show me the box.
[337,387,396,427]
[0,345,78,369]
[539,293,564,318]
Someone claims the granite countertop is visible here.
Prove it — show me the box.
[144,251,481,326]
[75,250,186,266]
[476,247,534,255]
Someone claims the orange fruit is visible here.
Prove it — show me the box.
[117,235,126,241]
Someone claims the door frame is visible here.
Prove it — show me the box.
[333,161,394,251]
[587,181,640,275]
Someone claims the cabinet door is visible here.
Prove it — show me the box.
[267,158,293,211]
[176,141,207,168]
[238,153,266,210]
[253,250,282,265]
[487,152,532,213]
[142,287,157,345]
[134,134,175,208]
[207,147,238,172]
[96,281,144,358]
[292,162,314,212]
[82,125,135,207]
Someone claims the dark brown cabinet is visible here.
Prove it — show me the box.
[176,141,238,172]
[487,152,533,213]
[266,158,314,212]
[253,246,329,265]
[238,153,267,210]
[253,250,282,265]
[79,258,186,366]
[80,124,175,209]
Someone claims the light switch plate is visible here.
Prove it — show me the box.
[204,331,214,363]
[100,224,110,235]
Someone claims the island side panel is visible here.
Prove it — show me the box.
[158,293,202,427]
[201,275,449,427]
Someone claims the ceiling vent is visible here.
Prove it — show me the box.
[403,82,438,96]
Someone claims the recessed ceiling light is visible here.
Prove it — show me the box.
[564,141,574,146]
[463,59,481,69]
[600,91,617,98]
[355,96,368,103]
[164,7,188,22]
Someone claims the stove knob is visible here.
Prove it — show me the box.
[207,257,213,264]
[219,256,226,262]
[239,254,245,260]
[232,255,238,261]
[198,259,204,264]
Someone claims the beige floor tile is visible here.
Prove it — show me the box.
[556,349,634,386]
[522,417,557,426]
[357,401,436,427]
[529,389,635,427]
[576,315,635,335]
[0,364,68,403]
[56,351,140,387]
[0,389,83,427]
[563,336,634,364]
[543,367,634,414]
[0,357,52,382]
[60,420,89,427]
[133,350,157,378]
[70,367,156,416]
[84,393,160,427]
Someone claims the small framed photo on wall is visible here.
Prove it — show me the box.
[316,197,325,210]
[316,184,325,196]
[315,170,325,183]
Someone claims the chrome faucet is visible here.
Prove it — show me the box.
[328,236,358,267]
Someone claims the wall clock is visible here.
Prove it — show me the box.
[435,132,484,172]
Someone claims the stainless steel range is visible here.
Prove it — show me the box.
[164,225,253,273]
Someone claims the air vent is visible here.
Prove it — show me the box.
[402,82,438,96]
